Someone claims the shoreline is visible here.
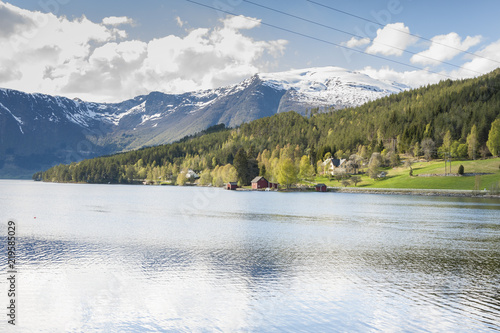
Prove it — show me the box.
[14,179,500,198]
[235,185,500,198]
[325,187,500,198]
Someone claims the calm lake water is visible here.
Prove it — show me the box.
[1,180,500,332]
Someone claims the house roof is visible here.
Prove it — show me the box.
[251,176,267,183]
[228,182,238,185]
[315,183,326,187]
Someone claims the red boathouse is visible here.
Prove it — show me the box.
[315,183,327,192]
[251,176,268,189]
[251,176,278,190]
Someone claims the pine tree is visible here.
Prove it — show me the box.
[259,164,266,177]
[233,148,249,185]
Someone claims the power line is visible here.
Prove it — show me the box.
[307,0,500,66]
[184,0,456,80]
[242,0,483,76]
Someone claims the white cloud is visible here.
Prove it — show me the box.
[343,37,371,49]
[0,2,287,102]
[361,38,500,89]
[361,66,444,88]
[102,16,135,26]
[0,2,35,38]
[449,38,500,78]
[366,23,418,56]
[411,32,481,66]
[135,21,287,95]
[175,16,184,28]
[222,15,260,30]
[0,1,126,100]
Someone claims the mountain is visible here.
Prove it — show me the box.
[0,66,408,178]
[38,68,500,186]
[261,67,408,114]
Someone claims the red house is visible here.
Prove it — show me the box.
[251,176,269,189]
[226,182,238,190]
[315,183,327,192]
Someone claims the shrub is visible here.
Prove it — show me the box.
[341,179,351,187]
[458,165,464,175]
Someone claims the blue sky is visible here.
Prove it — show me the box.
[1,0,500,101]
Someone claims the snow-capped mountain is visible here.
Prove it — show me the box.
[261,67,408,114]
[0,66,408,177]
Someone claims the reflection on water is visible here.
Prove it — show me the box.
[0,180,499,332]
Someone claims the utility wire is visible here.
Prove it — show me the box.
[184,0,456,80]
[307,0,500,66]
[242,0,483,76]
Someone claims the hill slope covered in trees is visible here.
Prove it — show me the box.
[37,68,500,186]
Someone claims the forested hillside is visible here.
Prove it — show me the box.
[37,68,500,185]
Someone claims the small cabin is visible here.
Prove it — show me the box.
[315,183,327,192]
[226,182,238,190]
[251,176,269,189]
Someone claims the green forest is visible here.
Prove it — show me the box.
[36,68,500,187]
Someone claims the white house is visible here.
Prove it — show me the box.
[321,158,347,175]
[185,169,199,179]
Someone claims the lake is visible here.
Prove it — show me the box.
[1,180,499,332]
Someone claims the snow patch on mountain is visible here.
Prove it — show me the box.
[260,66,408,111]
[0,101,24,133]
[140,113,162,125]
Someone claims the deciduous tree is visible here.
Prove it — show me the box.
[199,168,212,186]
[467,125,479,160]
[299,155,314,182]
[176,170,187,186]
[438,130,452,157]
[278,157,298,189]
[421,138,435,161]
[487,119,500,157]
[351,176,361,186]
[341,179,351,187]
[368,153,382,179]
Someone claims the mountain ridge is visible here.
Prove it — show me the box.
[0,66,408,178]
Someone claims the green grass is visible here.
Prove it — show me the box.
[314,157,500,191]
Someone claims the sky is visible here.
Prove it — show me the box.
[1,0,500,102]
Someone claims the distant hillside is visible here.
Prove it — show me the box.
[38,68,500,185]
[1,66,406,178]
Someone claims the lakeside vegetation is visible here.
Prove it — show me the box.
[313,158,500,191]
[35,69,500,192]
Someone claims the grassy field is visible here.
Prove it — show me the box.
[314,157,500,191]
